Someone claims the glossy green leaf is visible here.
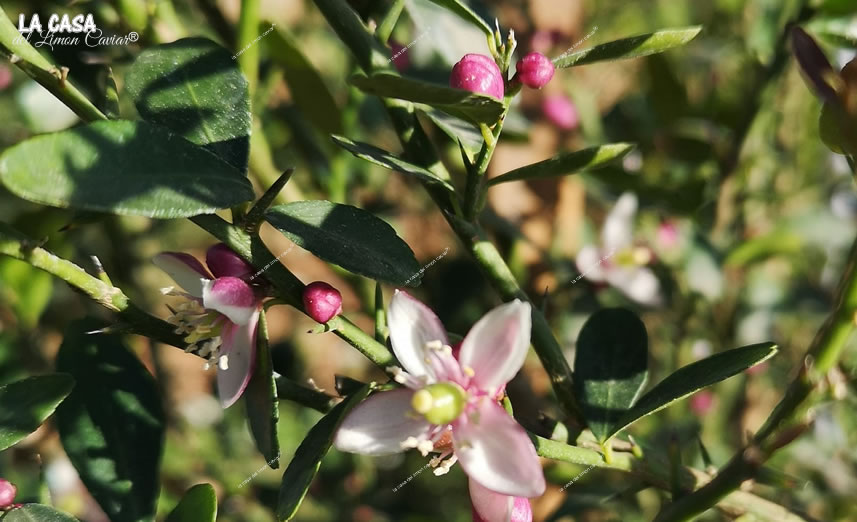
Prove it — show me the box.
[609,343,778,440]
[244,310,280,468]
[553,26,702,68]
[573,308,648,442]
[418,108,483,154]
[331,135,455,192]
[423,0,492,37]
[55,319,165,522]
[404,0,490,66]
[277,385,371,521]
[488,144,635,186]
[0,120,254,218]
[3,504,80,521]
[165,484,217,522]
[268,29,342,135]
[265,201,421,286]
[125,37,251,171]
[0,374,74,451]
[350,73,504,124]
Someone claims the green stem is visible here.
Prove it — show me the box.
[237,0,261,96]
[374,282,387,343]
[375,0,405,44]
[0,8,106,122]
[276,376,337,412]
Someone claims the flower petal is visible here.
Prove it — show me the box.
[607,266,662,306]
[469,479,532,522]
[602,192,637,252]
[453,400,545,497]
[575,245,608,283]
[334,388,432,456]
[153,252,212,297]
[217,308,259,408]
[202,277,257,325]
[206,243,254,279]
[458,300,531,394]
[388,290,449,379]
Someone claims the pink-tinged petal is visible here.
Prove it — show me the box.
[202,277,257,325]
[388,290,449,380]
[575,245,608,283]
[607,266,662,306]
[602,192,637,252]
[334,389,432,456]
[206,243,254,279]
[470,479,532,522]
[453,400,545,497]
[153,252,212,297]
[458,300,531,394]
[217,308,259,408]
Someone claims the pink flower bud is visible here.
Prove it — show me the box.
[0,479,17,509]
[472,495,532,522]
[516,52,555,88]
[542,94,578,130]
[390,40,410,72]
[450,54,504,100]
[0,65,11,91]
[689,390,714,416]
[303,281,343,323]
[657,221,680,249]
[206,243,254,280]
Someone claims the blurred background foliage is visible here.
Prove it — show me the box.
[1,0,857,520]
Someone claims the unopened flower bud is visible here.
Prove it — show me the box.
[472,495,532,522]
[689,390,714,416]
[390,40,410,72]
[516,52,554,88]
[0,65,11,91]
[303,281,343,323]
[450,54,505,100]
[542,94,579,130]
[0,479,16,509]
[412,382,466,425]
[206,243,254,280]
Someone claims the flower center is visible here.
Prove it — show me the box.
[614,246,651,267]
[411,382,467,425]
[162,288,226,368]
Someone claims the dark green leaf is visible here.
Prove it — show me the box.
[125,37,251,171]
[488,144,635,186]
[277,385,371,521]
[423,0,492,37]
[609,343,778,440]
[268,29,342,135]
[573,308,648,442]
[265,201,421,286]
[0,120,254,218]
[244,310,280,467]
[3,504,80,521]
[350,73,504,124]
[55,319,165,522]
[0,374,74,451]
[553,26,703,68]
[331,135,455,192]
[418,108,483,155]
[165,484,217,522]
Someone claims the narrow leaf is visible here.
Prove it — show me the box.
[244,310,280,467]
[806,15,857,48]
[0,374,74,451]
[418,108,483,155]
[553,26,702,68]
[55,319,165,522]
[791,26,839,103]
[488,144,634,186]
[265,201,421,286]
[165,484,217,522]
[573,308,648,442]
[277,385,371,520]
[608,343,777,440]
[423,0,493,38]
[3,504,80,521]
[0,120,254,218]
[331,135,455,192]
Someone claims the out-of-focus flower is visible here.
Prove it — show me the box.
[303,281,343,323]
[541,94,578,130]
[450,54,505,100]
[389,40,410,72]
[689,390,714,416]
[516,52,554,88]
[334,291,545,498]
[0,65,11,91]
[0,479,16,509]
[154,244,261,408]
[470,478,532,522]
[576,193,662,306]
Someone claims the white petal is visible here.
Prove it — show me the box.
[458,300,531,394]
[153,252,212,297]
[388,290,449,380]
[334,389,432,456]
[217,309,259,408]
[575,245,608,283]
[602,192,637,252]
[453,400,545,497]
[608,266,662,306]
[202,277,257,325]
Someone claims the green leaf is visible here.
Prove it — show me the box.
[244,310,280,468]
[277,385,371,521]
[0,120,254,218]
[573,308,648,443]
[165,484,217,522]
[265,201,421,286]
[331,135,455,192]
[0,374,74,451]
[0,257,53,329]
[423,0,492,38]
[488,144,635,186]
[125,37,251,171]
[418,108,483,155]
[268,29,342,135]
[55,319,165,522]
[608,343,777,440]
[3,504,80,521]
[350,73,504,124]
[553,26,703,68]
[806,15,857,48]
